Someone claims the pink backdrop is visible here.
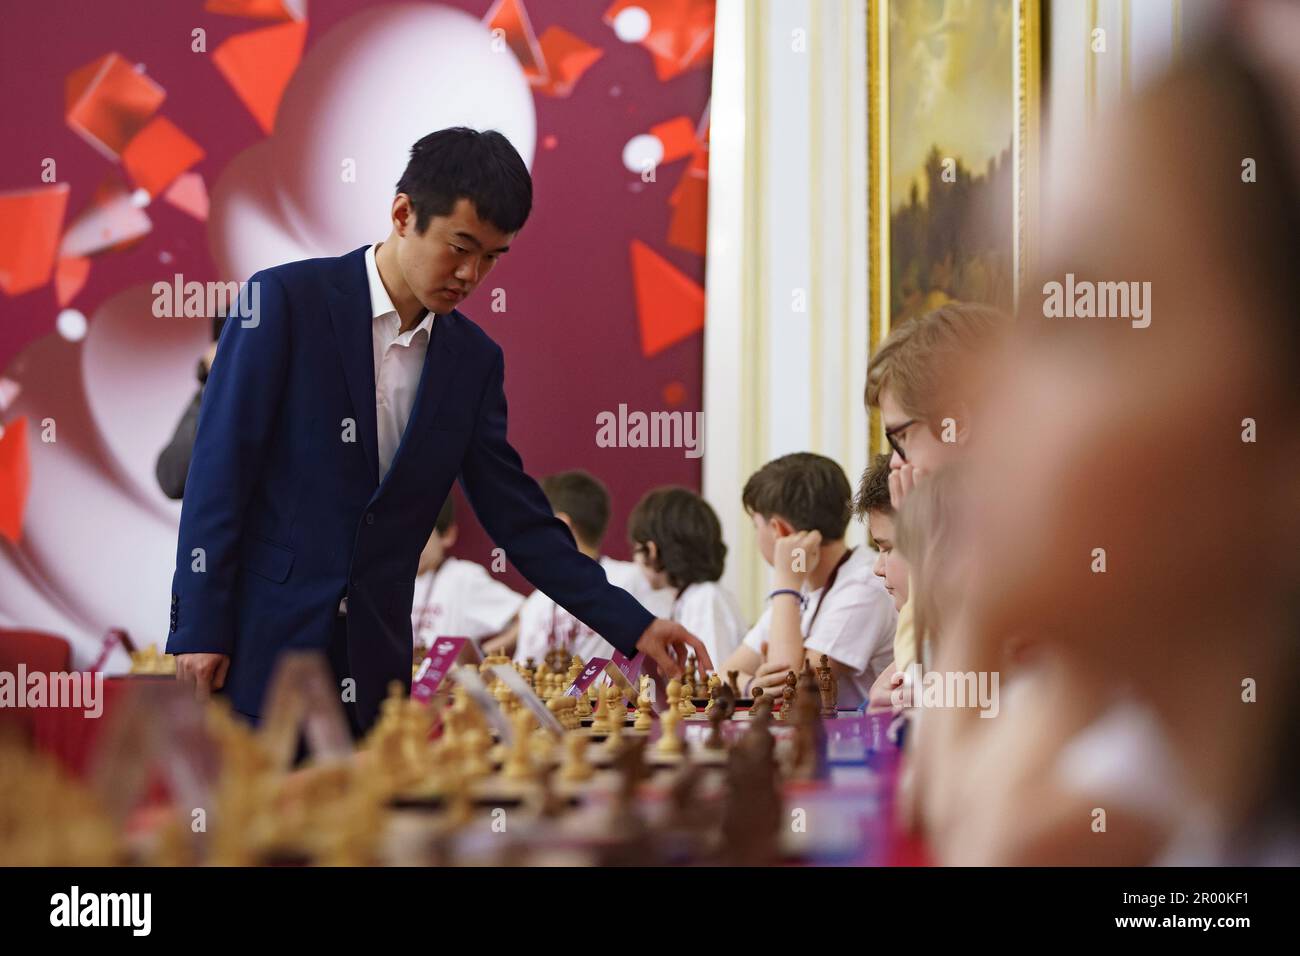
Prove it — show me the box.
[0,0,712,662]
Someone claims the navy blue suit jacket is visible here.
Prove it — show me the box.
[167,245,654,730]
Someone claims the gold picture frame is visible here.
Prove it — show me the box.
[867,0,1042,453]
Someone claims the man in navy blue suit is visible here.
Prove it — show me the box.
[167,128,711,735]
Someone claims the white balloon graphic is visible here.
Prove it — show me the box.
[622,133,664,174]
[81,283,209,516]
[269,3,537,253]
[207,141,318,284]
[3,320,180,658]
[613,6,652,43]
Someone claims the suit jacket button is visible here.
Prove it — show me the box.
[365,513,375,525]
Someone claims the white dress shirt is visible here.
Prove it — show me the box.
[339,245,435,617]
[366,242,435,481]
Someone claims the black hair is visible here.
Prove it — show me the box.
[742,452,853,540]
[541,470,611,549]
[395,127,533,235]
[628,487,727,590]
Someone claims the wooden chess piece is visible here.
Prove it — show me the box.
[816,654,836,718]
[727,669,740,697]
[703,673,722,714]
[633,691,654,731]
[678,682,697,717]
[460,727,493,780]
[656,679,685,756]
[494,680,515,716]
[574,687,592,720]
[609,737,650,825]
[704,698,726,750]
[559,733,593,782]
[720,723,782,865]
[602,686,625,755]
[530,728,558,766]
[590,682,610,732]
[779,670,798,720]
[790,677,829,781]
[503,710,537,780]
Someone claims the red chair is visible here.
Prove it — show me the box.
[0,628,73,742]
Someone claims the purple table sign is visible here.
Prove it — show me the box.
[565,657,610,698]
[411,637,471,704]
[611,650,644,685]
[601,660,640,704]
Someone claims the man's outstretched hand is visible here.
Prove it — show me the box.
[634,619,713,679]
[175,652,230,702]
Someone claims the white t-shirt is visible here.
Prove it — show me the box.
[671,581,747,671]
[514,557,674,665]
[410,557,525,646]
[741,546,896,708]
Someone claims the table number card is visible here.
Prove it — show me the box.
[601,659,640,705]
[412,637,472,704]
[488,665,566,736]
[565,657,610,698]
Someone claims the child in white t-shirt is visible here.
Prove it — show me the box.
[628,487,746,669]
[720,453,897,708]
[411,496,524,649]
[514,471,672,666]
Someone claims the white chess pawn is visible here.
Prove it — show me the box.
[656,679,684,756]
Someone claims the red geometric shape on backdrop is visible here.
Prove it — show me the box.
[535,26,604,98]
[630,239,704,358]
[667,147,708,255]
[483,0,548,85]
[649,116,697,165]
[604,0,715,83]
[55,257,92,307]
[65,53,166,160]
[204,0,304,21]
[121,116,206,198]
[0,416,31,545]
[58,175,152,259]
[212,21,309,134]
[163,172,210,221]
[0,185,70,296]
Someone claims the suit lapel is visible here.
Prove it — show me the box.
[372,312,463,501]
[327,247,380,488]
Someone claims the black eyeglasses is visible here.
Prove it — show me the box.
[885,419,920,463]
